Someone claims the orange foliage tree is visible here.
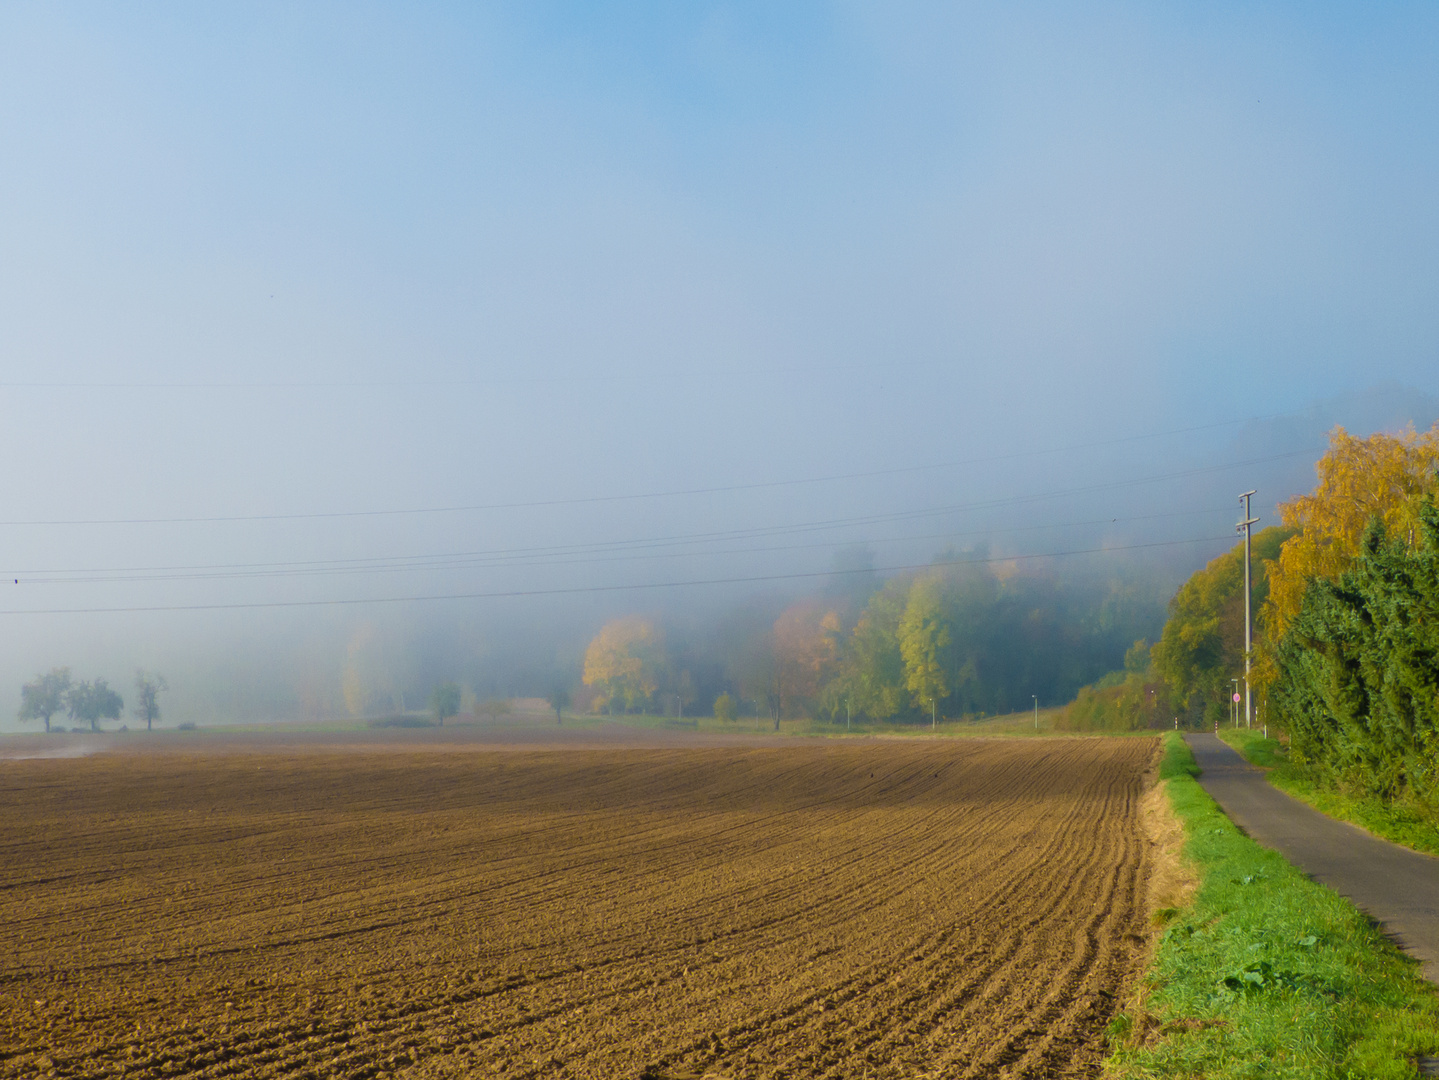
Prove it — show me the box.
[771,601,842,722]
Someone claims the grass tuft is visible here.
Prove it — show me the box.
[1107,731,1439,1079]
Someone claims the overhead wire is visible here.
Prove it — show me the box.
[0,535,1239,615]
[8,505,1239,585]
[0,429,1310,527]
[0,426,1299,612]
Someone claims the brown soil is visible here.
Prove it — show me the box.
[0,737,1156,1079]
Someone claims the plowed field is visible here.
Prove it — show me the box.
[0,737,1156,1079]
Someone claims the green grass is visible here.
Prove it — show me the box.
[1107,731,1439,1079]
[1218,728,1439,858]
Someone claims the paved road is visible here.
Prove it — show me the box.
[1186,732,1439,983]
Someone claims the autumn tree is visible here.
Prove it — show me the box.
[733,631,779,726]
[583,617,664,714]
[134,670,168,731]
[899,575,951,727]
[1152,526,1292,725]
[1264,423,1439,644]
[19,668,72,733]
[771,601,841,727]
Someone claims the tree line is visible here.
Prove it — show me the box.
[578,551,1163,728]
[1063,422,1439,814]
[18,668,168,732]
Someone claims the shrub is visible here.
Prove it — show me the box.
[713,692,737,723]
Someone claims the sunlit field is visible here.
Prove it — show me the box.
[1,737,1154,1080]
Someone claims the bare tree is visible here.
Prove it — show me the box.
[134,670,168,731]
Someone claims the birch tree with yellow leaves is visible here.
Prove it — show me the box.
[899,574,952,728]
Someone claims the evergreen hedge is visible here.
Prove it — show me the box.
[1273,498,1439,802]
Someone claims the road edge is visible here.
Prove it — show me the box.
[1105,731,1439,1079]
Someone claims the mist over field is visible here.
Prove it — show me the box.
[3,4,1438,728]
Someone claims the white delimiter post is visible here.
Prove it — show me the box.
[1237,491,1260,729]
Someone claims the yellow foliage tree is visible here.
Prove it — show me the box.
[342,622,398,718]
[582,617,663,714]
[899,574,951,725]
[1263,423,1439,646]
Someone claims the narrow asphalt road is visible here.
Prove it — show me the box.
[1186,732,1439,983]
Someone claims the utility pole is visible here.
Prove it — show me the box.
[931,698,936,731]
[1237,490,1259,729]
[1033,695,1038,731]
[846,698,851,732]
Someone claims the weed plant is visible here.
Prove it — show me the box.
[1108,732,1439,1079]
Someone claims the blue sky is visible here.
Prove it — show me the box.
[1,3,1437,717]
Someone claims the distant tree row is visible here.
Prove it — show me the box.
[18,668,168,732]
[579,552,1162,727]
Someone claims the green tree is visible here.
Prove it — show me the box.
[836,583,908,720]
[67,678,123,732]
[19,667,72,733]
[546,685,570,725]
[899,575,951,727]
[1272,499,1439,801]
[476,697,513,723]
[1124,638,1150,676]
[134,670,168,731]
[713,691,737,723]
[1152,526,1292,726]
[429,682,461,727]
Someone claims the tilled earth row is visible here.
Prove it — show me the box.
[0,737,1156,1079]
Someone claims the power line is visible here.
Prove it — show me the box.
[0,435,1314,528]
[0,535,1238,616]
[7,506,1237,585]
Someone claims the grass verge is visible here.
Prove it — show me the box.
[1219,728,1439,858]
[1107,731,1439,1079]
